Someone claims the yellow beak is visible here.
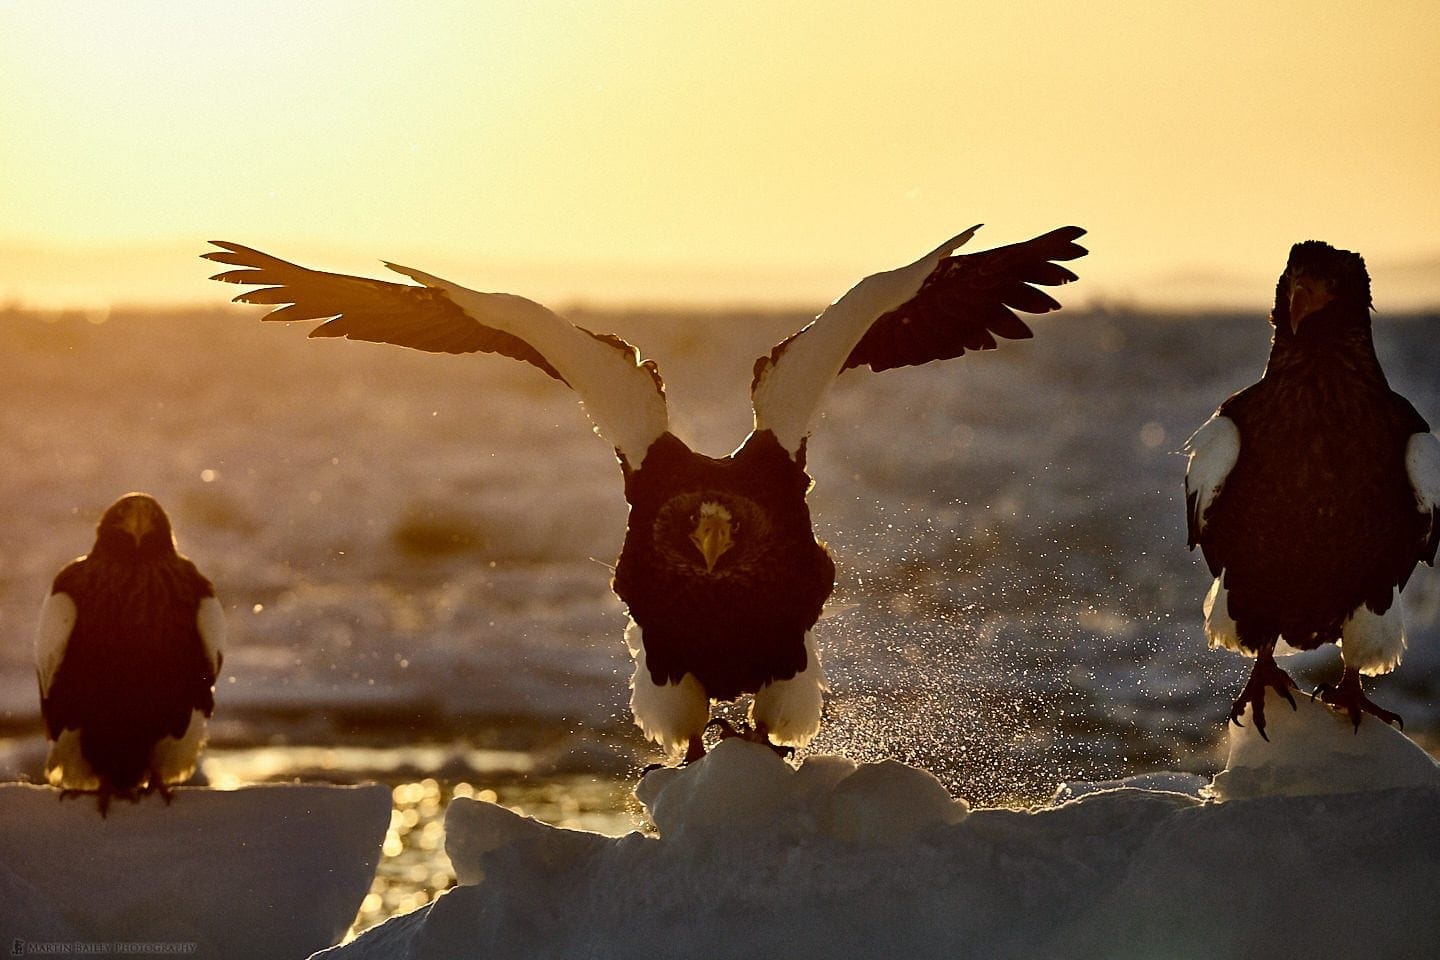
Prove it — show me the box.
[1287,273,1334,334]
[120,506,154,546]
[690,514,734,574]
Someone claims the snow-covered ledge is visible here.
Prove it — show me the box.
[0,782,390,958]
[332,696,1440,959]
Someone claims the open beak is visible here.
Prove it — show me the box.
[1287,272,1334,334]
[690,514,734,574]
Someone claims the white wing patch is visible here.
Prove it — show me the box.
[1407,431,1440,555]
[1184,414,1240,541]
[751,227,980,456]
[197,595,226,674]
[35,591,77,698]
[386,265,669,466]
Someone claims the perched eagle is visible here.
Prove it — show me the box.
[205,225,1086,761]
[1185,241,1440,737]
[36,493,225,813]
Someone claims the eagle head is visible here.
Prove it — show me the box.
[652,493,772,579]
[95,493,176,556]
[1277,240,1372,335]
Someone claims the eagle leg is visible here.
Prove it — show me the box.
[1229,647,1297,741]
[640,734,709,774]
[1316,668,1403,731]
[150,778,175,805]
[706,717,742,739]
[705,717,793,759]
[750,722,795,760]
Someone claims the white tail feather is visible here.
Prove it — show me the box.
[626,621,709,756]
[1203,577,1245,654]
[749,632,828,747]
[1341,596,1407,676]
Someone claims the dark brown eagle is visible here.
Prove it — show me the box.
[206,225,1087,761]
[1185,241,1440,738]
[36,493,225,813]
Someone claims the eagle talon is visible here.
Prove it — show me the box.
[1229,649,1296,741]
[1318,668,1403,731]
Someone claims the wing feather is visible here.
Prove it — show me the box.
[1183,414,1240,563]
[205,242,564,378]
[751,225,1086,456]
[35,590,77,700]
[1407,431,1440,565]
[205,243,669,464]
[846,225,1087,373]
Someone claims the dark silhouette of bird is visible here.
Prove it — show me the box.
[1185,241,1439,738]
[205,225,1086,761]
[36,493,225,813]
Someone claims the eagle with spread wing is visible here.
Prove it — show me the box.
[206,225,1087,762]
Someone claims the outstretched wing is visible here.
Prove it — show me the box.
[205,242,669,467]
[750,225,1087,456]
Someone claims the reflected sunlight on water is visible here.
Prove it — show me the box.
[200,745,637,939]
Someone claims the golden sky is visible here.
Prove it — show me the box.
[2,1,1437,311]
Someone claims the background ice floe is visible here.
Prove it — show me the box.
[0,782,389,958]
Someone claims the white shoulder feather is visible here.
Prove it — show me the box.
[197,595,226,674]
[35,591,77,698]
[1184,414,1240,543]
[1407,430,1440,562]
[1407,431,1440,512]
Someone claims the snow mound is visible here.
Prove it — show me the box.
[637,739,968,845]
[0,782,390,958]
[1209,691,1440,800]
[330,707,1440,960]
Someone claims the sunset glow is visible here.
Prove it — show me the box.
[2,1,1437,309]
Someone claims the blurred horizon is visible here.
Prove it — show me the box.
[4,237,1440,316]
[3,2,1437,314]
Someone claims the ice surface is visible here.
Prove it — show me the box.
[325,701,1440,960]
[0,782,390,958]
